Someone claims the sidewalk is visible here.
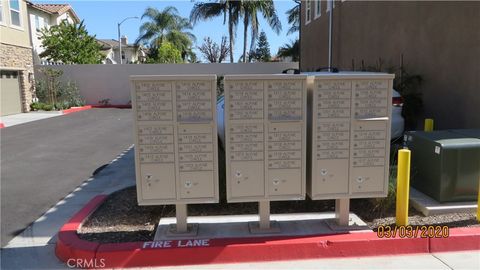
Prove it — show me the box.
[1,111,62,127]
[1,145,479,270]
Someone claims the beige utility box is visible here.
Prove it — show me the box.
[307,73,394,199]
[224,75,307,202]
[130,75,218,205]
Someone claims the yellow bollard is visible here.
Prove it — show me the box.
[424,118,434,132]
[477,177,480,222]
[396,149,411,226]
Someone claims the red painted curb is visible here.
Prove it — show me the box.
[62,105,93,115]
[55,195,107,263]
[91,105,132,109]
[96,233,428,268]
[430,227,480,252]
[55,196,480,268]
[0,123,4,128]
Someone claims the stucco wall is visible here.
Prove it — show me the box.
[34,62,299,105]
[300,1,480,129]
[0,0,31,48]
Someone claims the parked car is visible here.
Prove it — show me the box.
[216,89,405,147]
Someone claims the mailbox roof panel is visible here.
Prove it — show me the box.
[303,72,395,79]
[225,74,308,80]
[130,75,217,81]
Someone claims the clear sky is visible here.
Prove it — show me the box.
[33,0,298,62]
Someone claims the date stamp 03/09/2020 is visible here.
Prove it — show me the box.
[376,225,450,238]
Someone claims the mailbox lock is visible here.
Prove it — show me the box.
[185,181,192,188]
[356,176,364,183]
[320,169,328,176]
[273,179,280,185]
[234,171,242,178]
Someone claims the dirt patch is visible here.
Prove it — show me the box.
[78,186,479,243]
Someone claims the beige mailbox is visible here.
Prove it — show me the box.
[131,75,218,205]
[307,73,394,200]
[224,75,307,203]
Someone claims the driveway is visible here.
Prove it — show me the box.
[0,108,133,247]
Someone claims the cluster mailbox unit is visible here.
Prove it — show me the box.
[130,75,218,232]
[130,72,395,234]
[307,73,394,204]
[224,74,307,230]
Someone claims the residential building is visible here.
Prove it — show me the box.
[27,2,80,64]
[300,1,480,129]
[0,0,35,115]
[97,36,146,64]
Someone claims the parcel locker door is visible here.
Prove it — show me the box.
[351,120,388,195]
[229,160,265,198]
[315,159,349,196]
[140,163,176,200]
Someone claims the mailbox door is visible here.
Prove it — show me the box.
[140,163,176,200]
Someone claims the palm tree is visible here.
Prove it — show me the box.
[190,1,241,63]
[286,0,300,35]
[240,0,281,63]
[136,6,196,62]
[277,39,299,62]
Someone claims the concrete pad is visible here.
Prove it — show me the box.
[155,212,369,240]
[410,188,477,216]
[150,253,450,269]
[433,251,480,270]
[1,111,62,127]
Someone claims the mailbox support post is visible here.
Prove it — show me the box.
[335,198,349,226]
[175,204,188,233]
[259,201,271,229]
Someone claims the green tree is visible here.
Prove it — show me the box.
[251,31,271,62]
[277,39,299,62]
[190,0,241,63]
[240,0,281,63]
[286,0,300,35]
[39,20,103,64]
[136,6,196,62]
[154,41,183,63]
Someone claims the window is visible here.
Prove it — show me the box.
[315,0,321,19]
[305,1,312,24]
[35,15,40,30]
[9,0,21,27]
[0,2,3,23]
[327,0,335,13]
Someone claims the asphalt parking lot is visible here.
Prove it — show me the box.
[0,108,133,246]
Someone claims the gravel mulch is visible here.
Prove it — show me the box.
[78,186,479,243]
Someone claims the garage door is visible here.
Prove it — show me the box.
[0,70,22,116]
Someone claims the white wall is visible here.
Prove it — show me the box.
[28,9,50,64]
[34,62,299,105]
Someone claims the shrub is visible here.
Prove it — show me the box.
[42,104,54,111]
[30,102,42,111]
[35,68,85,110]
